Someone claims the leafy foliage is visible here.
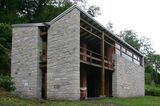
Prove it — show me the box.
[87,5,101,17]
[0,75,15,91]
[119,30,141,50]
[0,23,11,70]
[145,73,152,85]
[32,0,72,22]
[19,0,72,22]
[144,54,160,84]
[145,84,160,96]
[0,0,28,24]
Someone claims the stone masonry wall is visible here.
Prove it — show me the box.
[112,54,144,97]
[47,9,80,100]
[11,27,41,98]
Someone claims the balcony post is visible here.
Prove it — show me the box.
[100,32,105,97]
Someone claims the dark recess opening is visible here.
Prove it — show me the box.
[87,70,100,97]
[105,71,112,97]
[39,26,48,99]
[41,68,47,99]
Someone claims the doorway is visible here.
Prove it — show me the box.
[105,70,112,97]
[87,70,100,97]
[41,69,47,99]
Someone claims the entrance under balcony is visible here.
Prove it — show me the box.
[80,18,115,99]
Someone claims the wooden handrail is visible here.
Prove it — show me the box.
[80,47,101,57]
[40,32,47,36]
[80,46,113,69]
[80,53,101,62]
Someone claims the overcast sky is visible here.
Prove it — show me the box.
[87,0,160,54]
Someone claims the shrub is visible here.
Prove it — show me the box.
[0,75,15,91]
[0,23,12,71]
[145,73,152,84]
[145,84,160,96]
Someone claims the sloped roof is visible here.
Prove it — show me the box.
[49,5,143,57]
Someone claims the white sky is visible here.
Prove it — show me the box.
[87,0,160,54]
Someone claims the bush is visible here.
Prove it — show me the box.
[0,23,12,71]
[0,75,15,91]
[145,84,160,96]
[145,73,152,84]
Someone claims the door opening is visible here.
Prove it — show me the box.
[39,26,48,99]
[41,69,47,99]
[105,71,112,97]
[87,70,100,97]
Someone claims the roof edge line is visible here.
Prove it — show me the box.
[49,5,80,25]
[12,23,48,28]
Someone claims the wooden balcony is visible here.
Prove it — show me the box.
[80,47,113,70]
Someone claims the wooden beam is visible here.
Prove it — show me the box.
[80,26,102,39]
[40,32,47,37]
[81,18,102,33]
[80,60,102,68]
[100,32,105,97]
[88,37,96,41]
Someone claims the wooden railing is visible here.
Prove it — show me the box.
[80,47,113,70]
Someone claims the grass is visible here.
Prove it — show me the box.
[0,93,160,106]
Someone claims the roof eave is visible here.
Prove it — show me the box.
[12,23,49,28]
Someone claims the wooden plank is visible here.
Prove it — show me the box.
[80,60,101,68]
[40,32,47,36]
[80,53,101,62]
[80,26,102,40]
[81,18,102,33]
[80,46,101,56]
[39,64,47,68]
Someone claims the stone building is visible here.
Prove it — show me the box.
[11,5,144,100]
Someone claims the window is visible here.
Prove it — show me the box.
[115,43,121,55]
[122,47,126,53]
[115,44,142,66]
[116,49,120,55]
[127,50,132,57]
[115,43,120,49]
[134,60,140,65]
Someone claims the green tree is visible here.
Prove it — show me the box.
[148,54,160,84]
[87,5,101,17]
[118,29,155,57]
[145,64,154,84]
[19,0,101,22]
[0,0,28,24]
[118,30,141,51]
[0,23,11,73]
[32,0,72,22]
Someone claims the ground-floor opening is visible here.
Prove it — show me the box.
[80,63,113,99]
[87,68,100,97]
[105,70,113,97]
[41,68,47,99]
